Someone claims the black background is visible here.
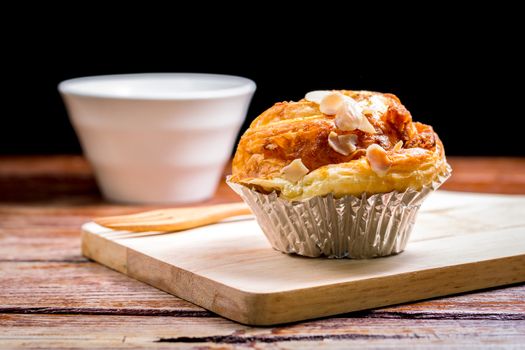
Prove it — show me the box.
[2,12,523,156]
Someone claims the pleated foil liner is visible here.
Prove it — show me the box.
[227,166,451,259]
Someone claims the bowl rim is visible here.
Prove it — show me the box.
[58,73,256,101]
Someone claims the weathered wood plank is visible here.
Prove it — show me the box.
[1,156,525,346]
[0,210,95,262]
[0,157,239,261]
[1,262,524,319]
[446,157,525,194]
[0,262,206,314]
[1,314,524,349]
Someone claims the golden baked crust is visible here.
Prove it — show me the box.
[230,90,448,200]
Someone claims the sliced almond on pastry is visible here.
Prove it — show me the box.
[334,97,376,134]
[334,99,362,131]
[358,116,376,134]
[319,92,345,115]
[328,131,358,156]
[305,90,331,104]
[366,144,392,177]
[306,90,376,133]
[281,158,309,182]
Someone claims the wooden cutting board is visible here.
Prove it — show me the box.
[82,191,525,326]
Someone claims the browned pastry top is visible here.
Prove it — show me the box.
[231,90,447,200]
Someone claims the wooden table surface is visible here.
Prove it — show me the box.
[1,155,524,349]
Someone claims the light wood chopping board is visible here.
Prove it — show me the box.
[82,191,525,325]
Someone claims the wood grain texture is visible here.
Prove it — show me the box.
[2,262,523,319]
[1,314,524,349]
[82,191,525,325]
[445,157,525,194]
[0,262,207,315]
[1,155,525,346]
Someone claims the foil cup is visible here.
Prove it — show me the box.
[227,165,451,259]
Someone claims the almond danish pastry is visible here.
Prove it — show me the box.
[228,90,451,258]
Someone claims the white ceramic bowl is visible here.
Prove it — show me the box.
[59,73,256,204]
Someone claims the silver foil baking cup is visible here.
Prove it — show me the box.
[227,165,451,259]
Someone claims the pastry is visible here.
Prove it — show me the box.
[228,90,450,258]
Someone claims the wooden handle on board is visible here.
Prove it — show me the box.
[94,202,252,232]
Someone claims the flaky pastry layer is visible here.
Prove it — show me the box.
[230,90,448,200]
